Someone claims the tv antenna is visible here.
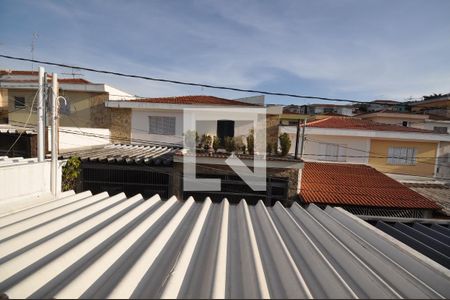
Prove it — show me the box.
[31,33,38,72]
[61,68,84,78]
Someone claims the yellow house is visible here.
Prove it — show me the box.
[280,116,450,178]
[0,70,133,150]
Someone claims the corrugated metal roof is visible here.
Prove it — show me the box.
[375,220,450,268]
[0,191,449,299]
[61,143,180,165]
[0,126,36,135]
[0,156,37,166]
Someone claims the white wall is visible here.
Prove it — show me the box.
[49,127,111,150]
[0,159,62,201]
[436,142,450,179]
[131,108,255,145]
[132,109,184,144]
[412,121,450,134]
[280,126,370,163]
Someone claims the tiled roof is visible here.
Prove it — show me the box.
[304,116,434,133]
[175,151,303,162]
[61,143,180,165]
[0,191,448,299]
[300,162,441,209]
[0,78,91,84]
[130,95,261,106]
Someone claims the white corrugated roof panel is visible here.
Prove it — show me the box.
[0,191,449,299]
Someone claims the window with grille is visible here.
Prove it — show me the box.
[387,147,416,165]
[14,96,25,109]
[319,143,346,162]
[433,126,448,134]
[148,116,176,135]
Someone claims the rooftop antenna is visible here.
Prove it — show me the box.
[31,33,38,72]
[61,68,84,79]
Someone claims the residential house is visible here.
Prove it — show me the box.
[280,117,450,178]
[410,93,450,118]
[105,95,268,146]
[282,103,354,116]
[356,111,450,134]
[0,70,133,150]
[307,103,354,116]
[366,100,409,113]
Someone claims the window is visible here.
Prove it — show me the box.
[14,97,25,109]
[148,116,176,135]
[319,143,346,162]
[387,147,416,165]
[433,126,448,134]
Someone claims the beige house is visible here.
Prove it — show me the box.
[280,117,450,179]
[0,70,132,150]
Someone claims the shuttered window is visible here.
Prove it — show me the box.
[14,96,25,109]
[148,116,176,135]
[387,147,416,165]
[319,143,347,162]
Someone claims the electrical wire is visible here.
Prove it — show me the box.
[0,54,396,104]
[5,88,40,155]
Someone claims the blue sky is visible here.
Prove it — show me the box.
[0,0,449,105]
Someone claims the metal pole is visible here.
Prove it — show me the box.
[51,73,59,196]
[37,67,45,161]
[294,119,301,159]
[299,118,307,158]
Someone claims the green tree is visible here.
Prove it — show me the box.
[62,156,81,191]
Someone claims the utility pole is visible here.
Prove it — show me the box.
[294,119,301,159]
[37,67,45,162]
[51,73,59,196]
[299,118,307,159]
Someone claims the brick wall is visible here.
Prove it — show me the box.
[110,108,131,144]
[266,114,280,149]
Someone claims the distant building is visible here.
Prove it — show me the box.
[410,93,450,118]
[366,100,409,113]
[283,103,354,116]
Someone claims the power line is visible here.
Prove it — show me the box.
[0,54,375,104]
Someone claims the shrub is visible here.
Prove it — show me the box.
[224,136,236,152]
[279,133,291,156]
[246,129,254,155]
[204,135,212,150]
[62,156,81,192]
[212,136,220,152]
[234,136,245,153]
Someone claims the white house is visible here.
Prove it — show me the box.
[106,95,266,145]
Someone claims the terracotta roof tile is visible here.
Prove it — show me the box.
[300,162,441,209]
[304,116,434,133]
[175,151,302,162]
[130,95,260,106]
